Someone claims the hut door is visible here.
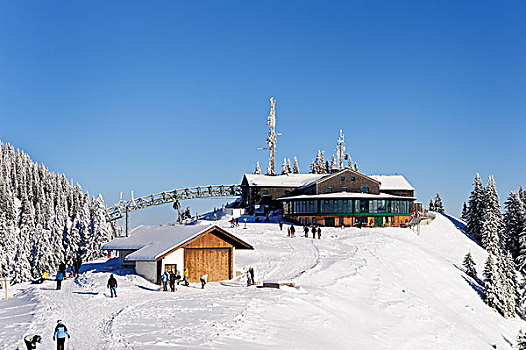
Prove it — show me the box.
[325,217,335,227]
[156,260,162,285]
[374,217,383,227]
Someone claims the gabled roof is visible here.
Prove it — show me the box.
[369,175,414,191]
[243,173,327,188]
[300,168,380,190]
[102,224,253,262]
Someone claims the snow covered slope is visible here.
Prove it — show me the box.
[1,213,524,349]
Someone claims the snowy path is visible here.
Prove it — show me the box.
[3,214,526,349]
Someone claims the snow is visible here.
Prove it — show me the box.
[243,173,326,187]
[369,175,415,191]
[102,224,215,261]
[2,213,525,349]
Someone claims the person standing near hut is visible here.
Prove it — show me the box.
[303,225,309,237]
[311,226,316,239]
[246,270,252,286]
[169,271,176,292]
[74,256,82,277]
[290,225,295,238]
[183,267,189,286]
[279,220,283,231]
[107,274,118,298]
[161,271,169,291]
[317,226,322,240]
[200,274,208,289]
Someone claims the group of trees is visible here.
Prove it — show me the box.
[309,150,358,174]
[429,193,445,213]
[0,141,116,284]
[463,173,526,318]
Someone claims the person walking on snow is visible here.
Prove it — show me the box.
[161,271,169,291]
[53,320,70,350]
[200,274,208,289]
[318,226,322,240]
[290,225,295,238]
[249,267,254,285]
[246,270,252,286]
[56,270,64,290]
[279,221,283,231]
[183,267,189,286]
[303,225,309,237]
[311,226,316,239]
[107,274,118,298]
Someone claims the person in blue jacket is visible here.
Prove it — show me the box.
[56,270,64,290]
[161,271,169,291]
[53,320,70,350]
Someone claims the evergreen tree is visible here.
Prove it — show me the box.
[516,330,526,350]
[481,176,503,250]
[325,160,330,174]
[354,161,358,172]
[503,192,526,258]
[461,202,468,219]
[520,186,526,205]
[309,159,316,174]
[254,162,261,175]
[281,158,289,175]
[463,251,477,279]
[429,198,435,211]
[330,155,337,171]
[466,173,486,242]
[434,193,445,213]
[293,157,299,174]
[502,252,518,317]
[515,223,526,274]
[483,253,506,316]
[287,158,292,174]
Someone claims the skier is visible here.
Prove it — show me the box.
[230,218,235,228]
[53,320,70,350]
[287,227,291,237]
[318,226,322,240]
[169,270,176,292]
[183,267,189,286]
[56,270,64,290]
[107,274,118,298]
[312,226,316,239]
[235,218,239,227]
[23,334,41,350]
[303,225,309,237]
[290,225,295,238]
[279,221,283,231]
[161,271,169,291]
[200,273,208,289]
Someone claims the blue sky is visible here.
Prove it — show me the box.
[1,1,525,227]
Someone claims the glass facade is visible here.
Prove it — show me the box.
[285,198,411,215]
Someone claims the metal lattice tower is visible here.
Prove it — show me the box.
[258,97,281,175]
[337,129,346,170]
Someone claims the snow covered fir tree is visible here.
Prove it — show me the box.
[433,193,444,213]
[0,141,116,284]
[463,174,523,318]
[463,251,477,280]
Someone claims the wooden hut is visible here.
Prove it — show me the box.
[102,224,253,284]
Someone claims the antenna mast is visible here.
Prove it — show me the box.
[258,97,281,175]
[337,129,346,170]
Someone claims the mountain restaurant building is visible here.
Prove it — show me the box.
[279,168,415,227]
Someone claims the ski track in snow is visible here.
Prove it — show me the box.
[2,214,526,349]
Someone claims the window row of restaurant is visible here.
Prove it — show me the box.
[283,199,412,215]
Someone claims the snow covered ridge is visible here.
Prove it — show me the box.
[2,214,526,349]
[0,141,115,284]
